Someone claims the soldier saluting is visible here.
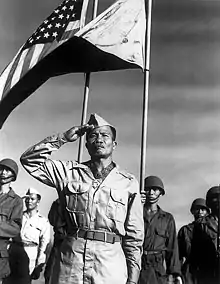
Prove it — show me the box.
[20,113,144,284]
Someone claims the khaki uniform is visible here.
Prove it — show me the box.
[20,133,144,284]
[6,211,50,284]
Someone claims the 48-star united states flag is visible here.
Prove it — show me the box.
[0,0,146,128]
[0,0,89,128]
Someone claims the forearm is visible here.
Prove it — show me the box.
[0,220,21,238]
[20,133,67,174]
[123,191,144,283]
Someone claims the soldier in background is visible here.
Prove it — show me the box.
[139,176,182,284]
[178,198,210,284]
[6,187,50,284]
[44,198,66,284]
[0,158,23,284]
[192,186,220,284]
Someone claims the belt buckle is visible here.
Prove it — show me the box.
[103,231,107,243]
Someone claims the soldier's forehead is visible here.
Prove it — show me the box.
[90,125,112,133]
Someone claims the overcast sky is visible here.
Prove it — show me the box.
[1,0,220,230]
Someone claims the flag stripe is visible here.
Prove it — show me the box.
[2,52,24,100]
[19,47,36,83]
[11,49,29,90]
[0,61,15,100]
[29,44,45,69]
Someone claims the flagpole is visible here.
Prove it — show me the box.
[140,0,153,193]
[77,0,99,162]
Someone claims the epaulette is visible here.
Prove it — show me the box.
[118,170,134,180]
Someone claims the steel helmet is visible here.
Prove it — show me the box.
[144,176,165,195]
[0,158,18,181]
[190,198,210,214]
[206,186,220,208]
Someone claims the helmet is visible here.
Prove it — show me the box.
[144,176,165,195]
[190,198,210,214]
[0,158,18,181]
[206,186,220,208]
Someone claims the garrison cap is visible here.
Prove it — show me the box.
[0,158,18,181]
[87,113,116,140]
[25,187,41,200]
[144,175,165,195]
[190,198,210,214]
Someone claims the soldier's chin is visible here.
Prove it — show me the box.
[0,177,13,185]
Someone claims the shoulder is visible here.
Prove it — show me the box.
[9,189,23,203]
[179,222,194,234]
[37,213,49,224]
[159,208,172,217]
[159,208,176,222]
[117,167,137,181]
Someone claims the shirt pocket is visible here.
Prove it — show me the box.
[106,188,127,223]
[23,223,41,243]
[65,182,90,229]
[155,228,168,246]
[0,208,10,221]
[66,182,90,213]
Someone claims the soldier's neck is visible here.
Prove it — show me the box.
[0,183,11,194]
[144,203,158,213]
[27,208,38,218]
[91,157,113,171]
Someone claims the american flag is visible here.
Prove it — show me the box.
[0,0,88,121]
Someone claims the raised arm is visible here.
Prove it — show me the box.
[20,124,92,190]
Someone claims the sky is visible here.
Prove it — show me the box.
[1,0,220,230]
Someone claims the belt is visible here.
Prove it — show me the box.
[143,250,163,256]
[13,241,38,247]
[72,229,121,244]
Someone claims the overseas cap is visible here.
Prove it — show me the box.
[144,175,165,195]
[190,198,210,214]
[25,187,41,199]
[87,113,116,140]
[0,158,18,181]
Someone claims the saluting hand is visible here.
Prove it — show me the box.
[63,124,94,142]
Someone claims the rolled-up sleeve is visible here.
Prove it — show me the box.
[122,179,144,284]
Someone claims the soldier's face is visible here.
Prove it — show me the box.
[142,187,162,204]
[25,193,39,211]
[192,206,209,220]
[0,166,15,185]
[86,126,117,159]
[209,196,220,214]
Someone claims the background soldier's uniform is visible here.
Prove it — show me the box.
[44,199,66,284]
[20,133,144,284]
[178,222,197,284]
[139,206,181,284]
[6,210,50,284]
[192,215,218,284]
[0,188,23,281]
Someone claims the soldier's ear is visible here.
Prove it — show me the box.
[113,141,117,150]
